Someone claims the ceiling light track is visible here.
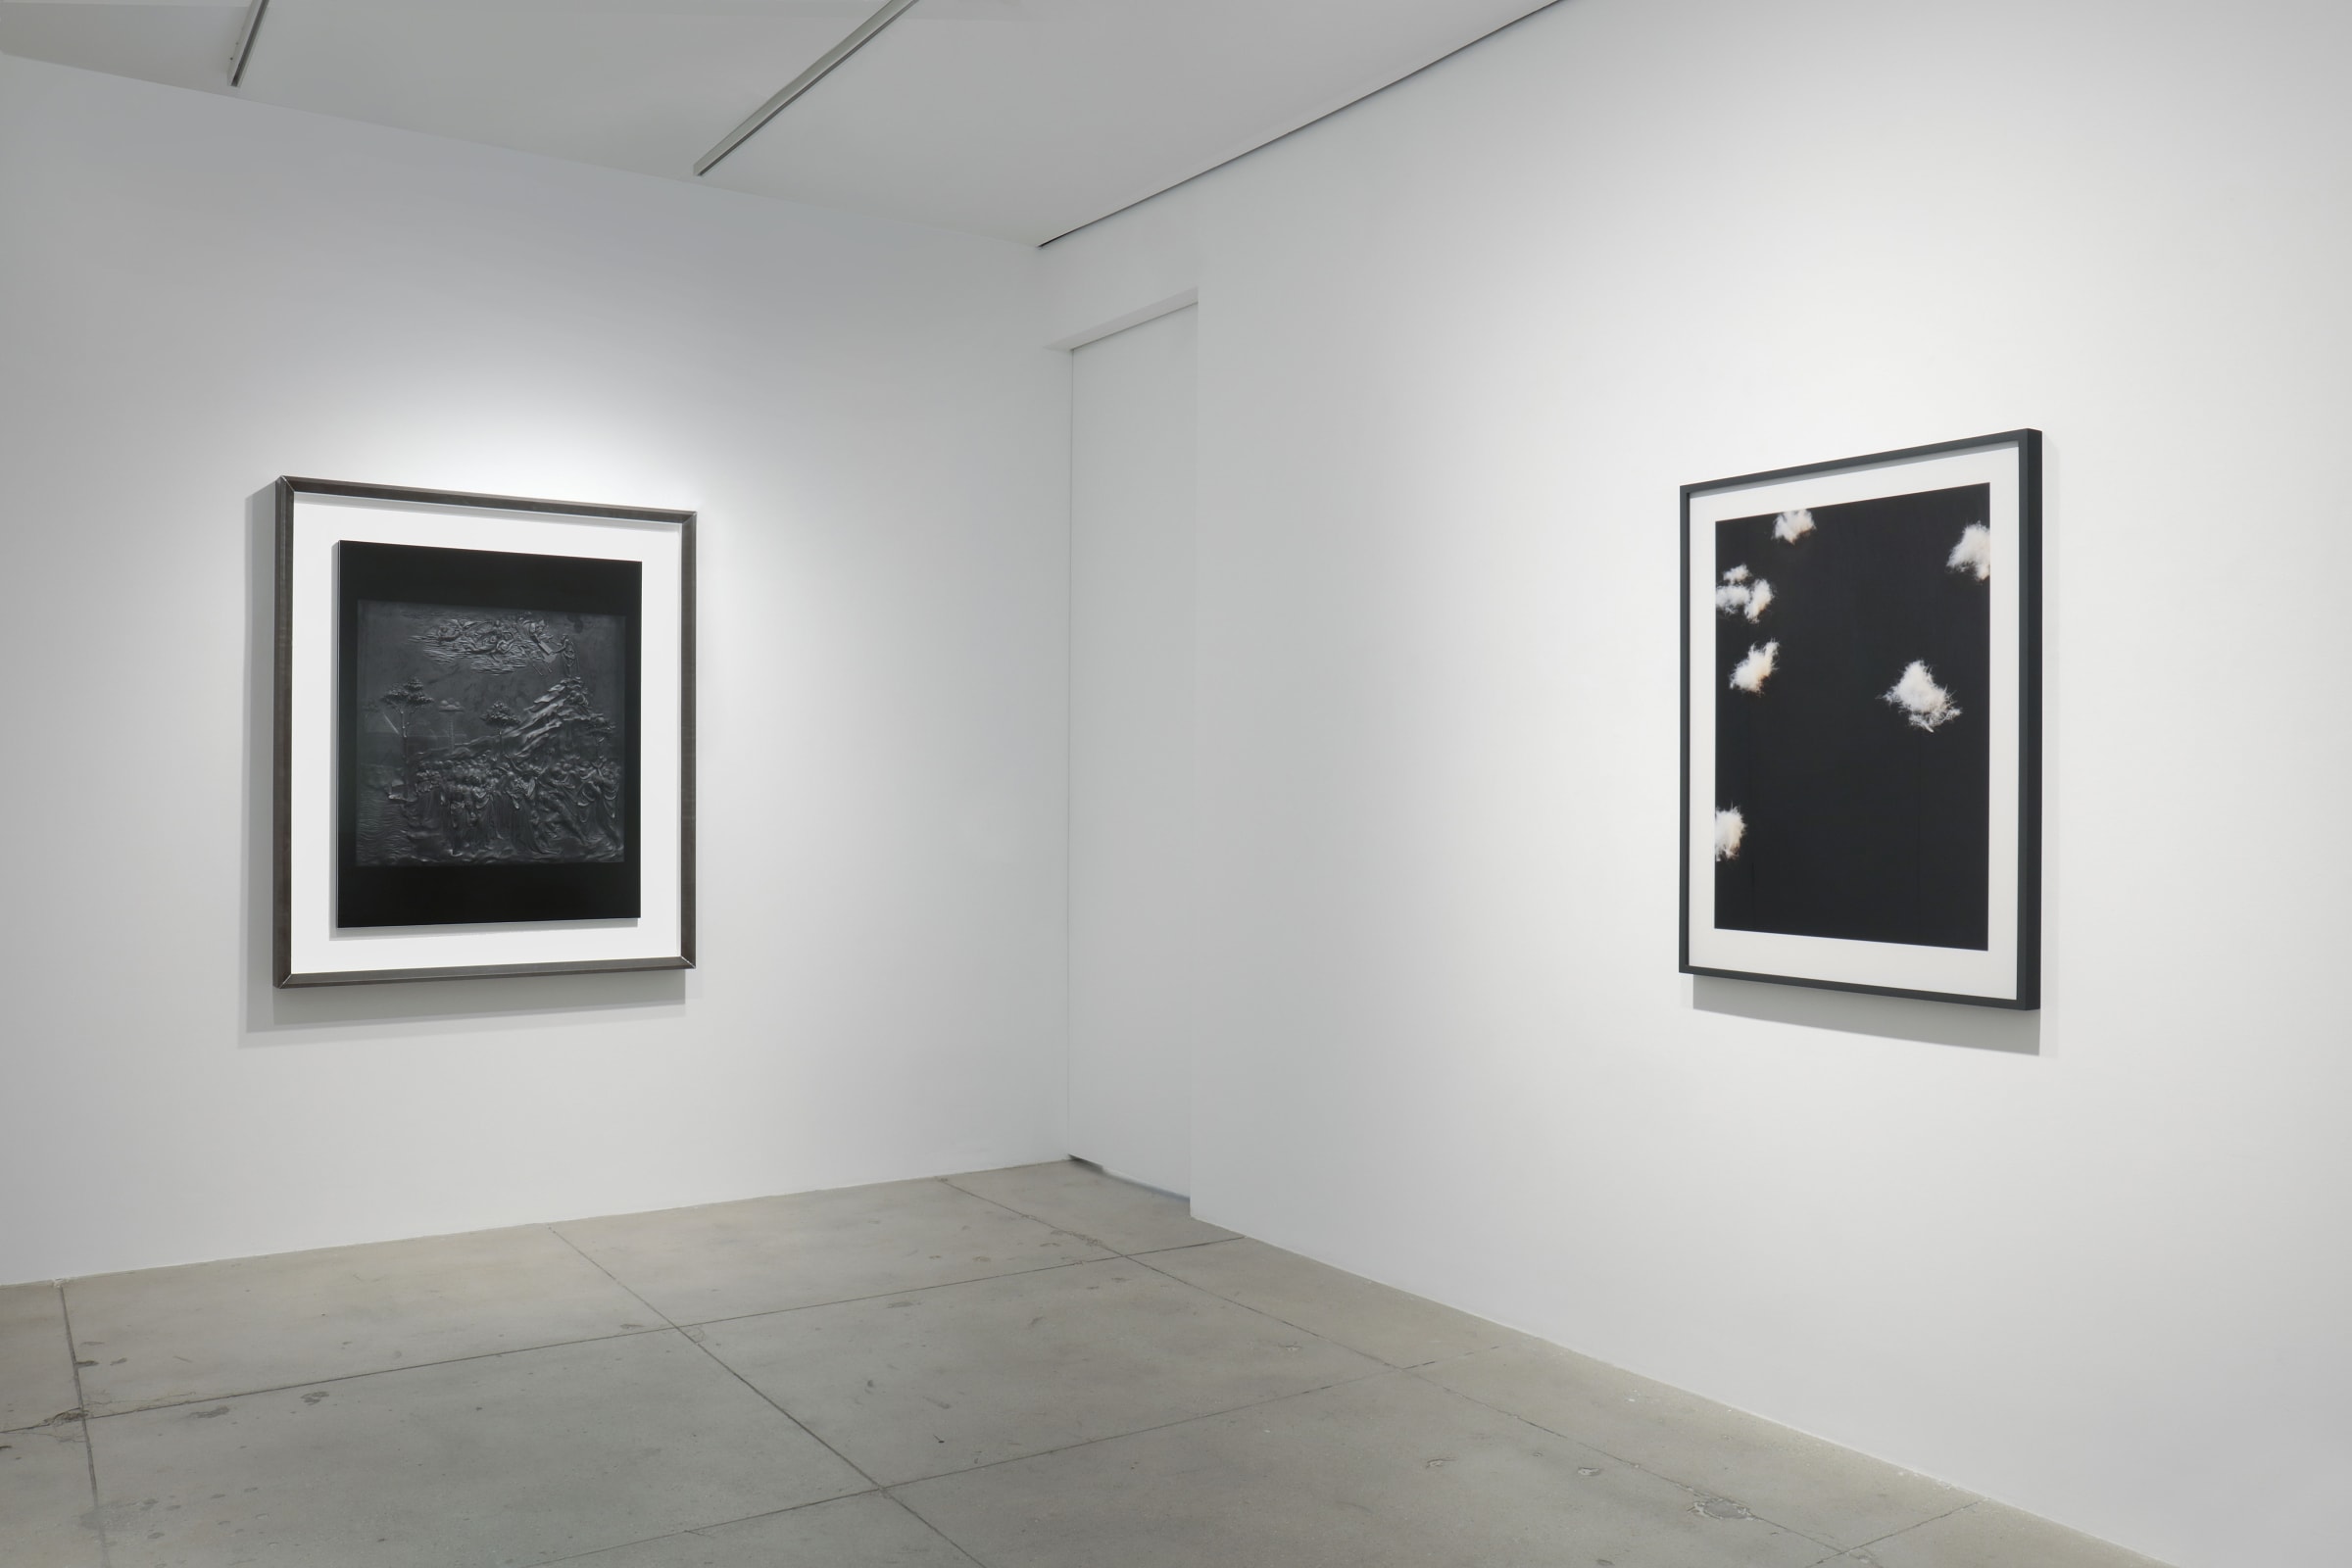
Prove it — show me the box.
[227,0,271,87]
[695,0,926,178]
[1038,0,1570,247]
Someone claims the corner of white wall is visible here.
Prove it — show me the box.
[0,53,1072,1283]
[1035,3,2352,1566]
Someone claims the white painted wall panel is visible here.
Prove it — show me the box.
[0,54,1070,1283]
[1045,3,2352,1564]
[1067,305,1197,1194]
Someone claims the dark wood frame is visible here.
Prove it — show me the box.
[1678,430,2041,1009]
[273,476,697,987]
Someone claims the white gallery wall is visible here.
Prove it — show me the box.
[0,53,1070,1283]
[1045,2,2351,1565]
[1066,304,1198,1195]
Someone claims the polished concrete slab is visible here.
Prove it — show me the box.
[1424,1339,1974,1549]
[85,1330,867,1568]
[694,1255,1379,1484]
[67,1224,655,1415]
[553,1494,978,1567]
[0,1161,2179,1568]
[557,1176,1110,1325]
[896,1371,1834,1568]
[946,1159,1235,1253]
[1142,1235,1516,1367]
[0,1422,101,1568]
[0,1282,80,1432]
[1857,1499,2176,1568]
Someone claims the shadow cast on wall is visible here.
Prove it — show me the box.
[1691,975,2040,1055]
[235,485,689,1044]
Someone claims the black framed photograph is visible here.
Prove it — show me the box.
[1681,431,2040,1008]
[274,477,695,987]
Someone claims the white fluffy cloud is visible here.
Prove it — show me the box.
[1715,808,1745,861]
[1716,567,1772,621]
[1884,661,1961,730]
[1947,522,1991,580]
[1774,509,1815,542]
[1730,640,1779,693]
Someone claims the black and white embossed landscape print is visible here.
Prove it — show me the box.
[339,542,641,929]
[1682,433,2040,1008]
[354,599,629,866]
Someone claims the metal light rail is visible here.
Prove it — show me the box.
[695,0,927,178]
[228,0,272,86]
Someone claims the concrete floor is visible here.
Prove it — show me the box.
[0,1161,2168,1568]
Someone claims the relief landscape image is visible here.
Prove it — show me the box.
[353,602,627,866]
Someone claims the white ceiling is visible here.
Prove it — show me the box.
[0,0,1551,243]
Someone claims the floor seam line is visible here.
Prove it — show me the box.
[1404,1368,1778,1520]
[941,1170,1226,1259]
[677,1333,886,1494]
[540,1232,892,1512]
[1122,1235,1237,1256]
[874,1488,995,1568]
[56,1284,113,1568]
[86,1255,1157,1417]
[1853,1497,1984,1548]
[77,1323,684,1421]
[936,1176,1123,1254]
[1402,1365,1895,1553]
[886,1364,1403,1491]
[545,1225,680,1330]
[1122,1250,1410,1370]
[674,1254,1109,1331]
[523,1489,888,1567]
[1405,1370,1661,1479]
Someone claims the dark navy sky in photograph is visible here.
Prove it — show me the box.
[1714,484,1991,950]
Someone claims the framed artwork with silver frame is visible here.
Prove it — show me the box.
[273,476,695,987]
[1681,430,2040,1008]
